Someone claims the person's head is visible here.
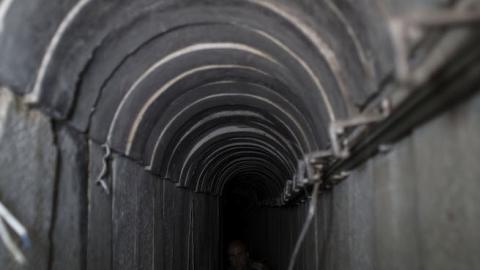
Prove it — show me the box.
[228,240,249,269]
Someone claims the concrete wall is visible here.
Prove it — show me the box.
[86,147,222,270]
[0,88,56,270]
[0,87,223,269]
[299,91,480,270]
[0,1,479,270]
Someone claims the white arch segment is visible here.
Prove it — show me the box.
[26,0,92,104]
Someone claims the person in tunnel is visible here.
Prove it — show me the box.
[227,240,270,270]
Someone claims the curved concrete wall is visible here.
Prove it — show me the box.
[0,1,479,270]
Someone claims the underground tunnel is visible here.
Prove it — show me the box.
[0,0,480,270]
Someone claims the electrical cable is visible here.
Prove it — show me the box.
[287,182,320,270]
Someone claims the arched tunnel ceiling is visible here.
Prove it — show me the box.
[0,0,393,200]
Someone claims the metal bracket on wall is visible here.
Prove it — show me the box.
[329,99,391,158]
[389,8,480,86]
[280,150,332,205]
[287,6,480,270]
[96,144,112,195]
[277,6,480,207]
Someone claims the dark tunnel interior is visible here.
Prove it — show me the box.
[223,177,261,242]
[222,174,287,269]
[222,179,257,262]
[64,1,362,268]
[222,175,270,249]
[3,0,451,269]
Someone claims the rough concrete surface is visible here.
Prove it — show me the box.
[50,126,87,270]
[0,0,478,269]
[0,88,56,270]
[315,91,480,270]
